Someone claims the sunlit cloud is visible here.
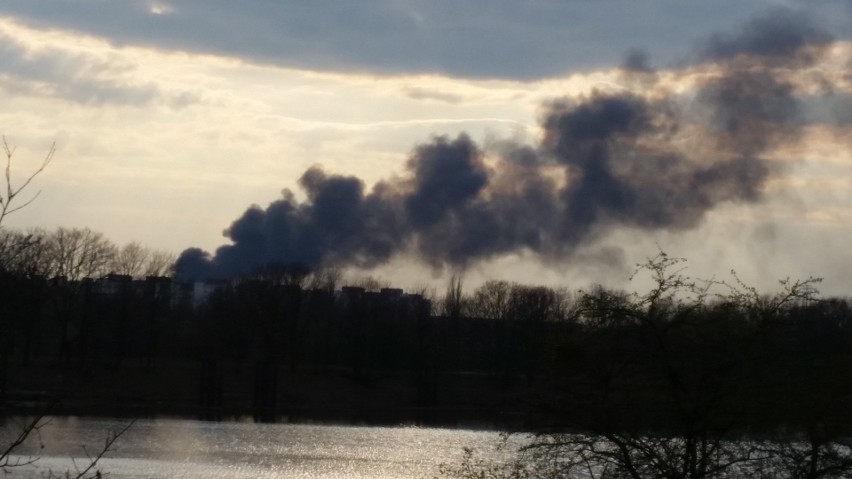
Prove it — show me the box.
[0,17,200,107]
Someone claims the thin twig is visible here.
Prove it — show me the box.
[0,136,56,227]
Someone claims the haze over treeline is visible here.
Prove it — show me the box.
[175,9,850,282]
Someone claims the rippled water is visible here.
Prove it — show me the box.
[1,417,509,478]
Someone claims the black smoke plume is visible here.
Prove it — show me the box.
[175,9,842,282]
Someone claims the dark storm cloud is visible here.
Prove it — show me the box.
[164,8,847,281]
[3,1,846,80]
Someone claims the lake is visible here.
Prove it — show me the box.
[1,417,511,478]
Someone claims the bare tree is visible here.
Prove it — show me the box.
[1,416,43,471]
[469,280,513,320]
[143,249,175,277]
[46,227,117,281]
[44,420,134,479]
[0,140,130,479]
[305,266,342,293]
[0,137,55,275]
[110,241,149,277]
[0,137,55,228]
[0,228,50,276]
[440,252,829,479]
[441,274,466,318]
[1,415,134,479]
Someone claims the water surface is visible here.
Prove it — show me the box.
[1,417,509,478]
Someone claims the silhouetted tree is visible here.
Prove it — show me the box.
[0,228,47,275]
[143,249,175,277]
[441,274,467,318]
[0,137,54,228]
[0,140,133,479]
[305,266,342,293]
[46,227,116,281]
[109,242,175,279]
[0,138,54,411]
[440,252,832,479]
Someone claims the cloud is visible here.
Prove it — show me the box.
[0,33,153,105]
[3,1,847,80]
[0,21,201,107]
[402,86,464,104]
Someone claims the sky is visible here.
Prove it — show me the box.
[1,0,851,296]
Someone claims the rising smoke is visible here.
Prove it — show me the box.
[175,9,842,282]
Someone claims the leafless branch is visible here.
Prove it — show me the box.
[0,414,53,471]
[45,420,134,479]
[0,136,55,227]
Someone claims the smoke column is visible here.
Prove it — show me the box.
[175,9,842,282]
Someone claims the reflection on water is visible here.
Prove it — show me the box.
[1,417,509,478]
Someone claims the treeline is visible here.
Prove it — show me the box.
[3,234,852,466]
[0,251,575,422]
[442,255,852,479]
[0,226,177,409]
[0,227,174,280]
